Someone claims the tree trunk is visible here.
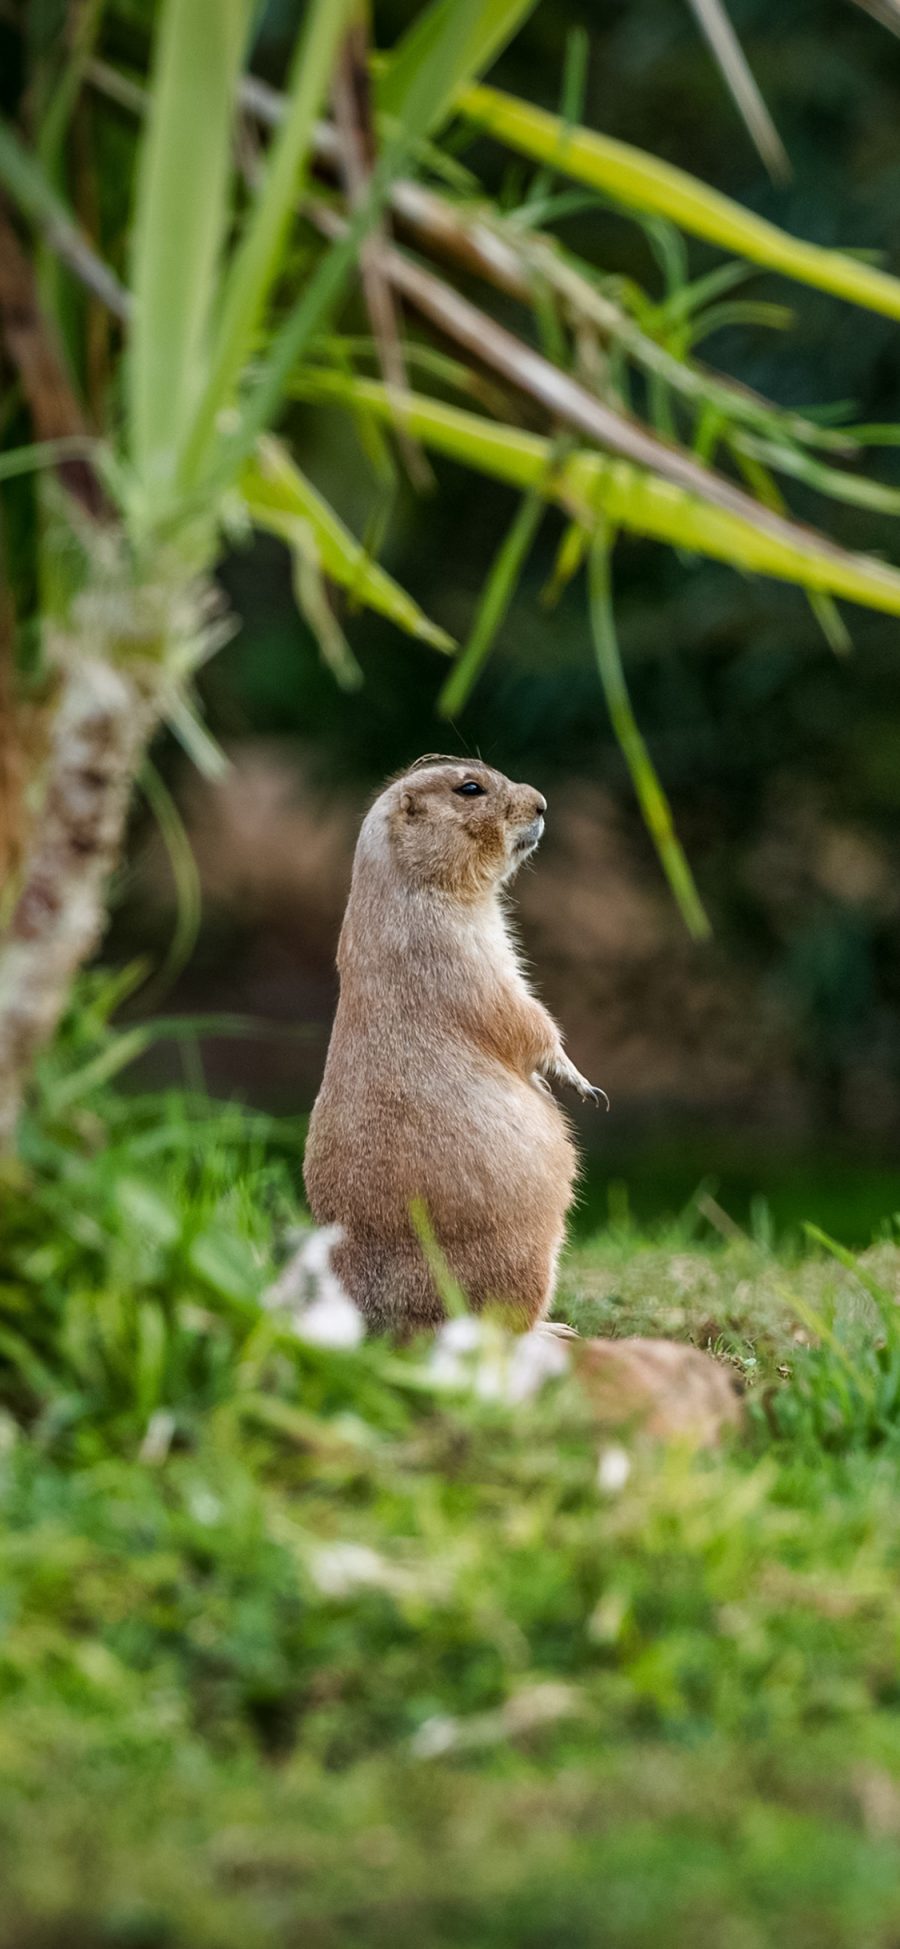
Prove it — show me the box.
[0,577,24,893]
[0,652,155,1149]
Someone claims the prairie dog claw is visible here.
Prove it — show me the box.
[573,1075,609,1110]
[550,1054,610,1110]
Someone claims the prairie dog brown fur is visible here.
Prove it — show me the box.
[303,756,603,1335]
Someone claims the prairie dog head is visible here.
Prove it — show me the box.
[374,755,547,898]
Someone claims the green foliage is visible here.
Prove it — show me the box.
[8,0,900,945]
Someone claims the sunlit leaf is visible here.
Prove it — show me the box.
[242,439,454,654]
[293,373,900,618]
[456,81,900,322]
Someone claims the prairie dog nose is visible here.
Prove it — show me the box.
[534,793,547,819]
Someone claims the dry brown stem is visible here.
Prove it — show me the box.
[0,202,105,517]
[330,23,430,488]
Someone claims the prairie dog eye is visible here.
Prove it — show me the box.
[453,780,485,798]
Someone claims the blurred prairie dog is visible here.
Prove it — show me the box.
[303,755,605,1335]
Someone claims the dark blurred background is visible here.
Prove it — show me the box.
[122,0,900,1239]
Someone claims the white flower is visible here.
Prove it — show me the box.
[296,1224,344,1280]
[308,1541,392,1598]
[410,1714,459,1759]
[293,1286,365,1349]
[188,1488,223,1527]
[410,1683,578,1760]
[439,1317,486,1355]
[426,1314,488,1389]
[597,1444,631,1494]
[503,1331,570,1404]
[263,1224,364,1348]
[426,1317,569,1404]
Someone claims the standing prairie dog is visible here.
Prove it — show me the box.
[303,755,604,1335]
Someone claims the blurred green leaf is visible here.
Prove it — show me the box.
[378,0,539,134]
[187,1228,260,1306]
[588,532,710,941]
[294,374,900,617]
[242,439,454,654]
[127,0,252,507]
[456,81,900,321]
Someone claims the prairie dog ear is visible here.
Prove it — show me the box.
[399,790,415,814]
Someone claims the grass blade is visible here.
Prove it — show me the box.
[803,1223,896,1320]
[0,438,101,485]
[588,533,710,940]
[520,26,590,212]
[438,490,544,716]
[291,541,363,691]
[456,82,900,322]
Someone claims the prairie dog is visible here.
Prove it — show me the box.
[303,755,603,1335]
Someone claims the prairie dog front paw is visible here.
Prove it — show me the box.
[552,1053,609,1109]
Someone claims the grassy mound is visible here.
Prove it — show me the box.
[2,1007,900,1945]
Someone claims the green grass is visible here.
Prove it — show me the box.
[3,1006,900,1944]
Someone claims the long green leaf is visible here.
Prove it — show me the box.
[292,374,900,617]
[456,82,900,322]
[377,0,538,134]
[241,439,454,654]
[588,533,710,940]
[438,490,544,715]
[128,0,251,504]
[179,0,355,489]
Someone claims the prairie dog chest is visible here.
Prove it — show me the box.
[444,896,533,1005]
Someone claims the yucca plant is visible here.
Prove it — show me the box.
[4,0,900,1152]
